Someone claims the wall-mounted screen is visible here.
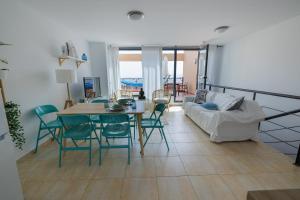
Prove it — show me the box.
[83,77,101,98]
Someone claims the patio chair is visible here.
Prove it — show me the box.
[114,89,133,100]
[152,89,171,111]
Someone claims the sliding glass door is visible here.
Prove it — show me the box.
[162,49,200,102]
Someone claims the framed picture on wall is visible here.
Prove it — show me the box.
[83,77,101,98]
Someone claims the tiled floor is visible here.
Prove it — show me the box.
[17,106,300,200]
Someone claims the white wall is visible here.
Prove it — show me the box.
[218,15,300,112]
[88,42,109,97]
[0,0,91,158]
[207,45,223,85]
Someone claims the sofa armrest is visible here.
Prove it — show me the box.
[183,96,195,103]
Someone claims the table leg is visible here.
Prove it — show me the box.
[137,113,144,156]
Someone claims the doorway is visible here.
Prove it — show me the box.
[162,49,201,102]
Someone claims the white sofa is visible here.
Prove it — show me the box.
[183,92,265,142]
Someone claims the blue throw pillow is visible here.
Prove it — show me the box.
[200,102,218,110]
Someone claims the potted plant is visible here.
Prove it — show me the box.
[4,101,25,150]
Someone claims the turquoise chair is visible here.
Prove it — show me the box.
[90,98,109,125]
[90,98,109,103]
[33,105,62,153]
[99,114,131,165]
[58,115,100,167]
[117,98,136,141]
[141,103,169,150]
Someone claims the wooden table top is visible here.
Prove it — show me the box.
[57,101,145,115]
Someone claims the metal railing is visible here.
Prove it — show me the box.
[206,83,300,165]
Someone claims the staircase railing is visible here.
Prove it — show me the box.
[206,83,300,165]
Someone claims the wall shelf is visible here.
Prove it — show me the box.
[58,56,87,68]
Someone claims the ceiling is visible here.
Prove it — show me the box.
[23,0,300,46]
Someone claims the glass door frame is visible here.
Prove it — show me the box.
[163,47,207,102]
[119,46,208,102]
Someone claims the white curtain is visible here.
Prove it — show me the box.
[142,46,162,100]
[106,45,120,97]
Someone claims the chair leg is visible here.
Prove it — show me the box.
[158,128,163,140]
[51,128,57,141]
[143,128,155,147]
[160,128,169,151]
[89,137,92,166]
[59,142,62,168]
[34,127,41,153]
[128,136,131,165]
[130,129,133,146]
[133,117,136,139]
[99,135,102,165]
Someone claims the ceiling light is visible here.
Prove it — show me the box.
[214,26,230,33]
[127,10,144,21]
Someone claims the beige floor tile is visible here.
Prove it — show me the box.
[93,157,128,178]
[256,153,300,173]
[126,158,156,178]
[143,143,178,157]
[155,157,186,176]
[81,178,123,200]
[189,175,237,200]
[253,172,300,190]
[101,144,139,158]
[167,125,200,134]
[171,132,209,143]
[175,142,210,155]
[43,180,88,200]
[223,141,277,155]
[181,155,216,175]
[121,178,158,200]
[24,159,58,181]
[22,180,52,200]
[221,174,266,200]
[17,106,300,200]
[206,155,242,174]
[157,176,198,200]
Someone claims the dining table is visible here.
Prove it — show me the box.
[57,100,146,156]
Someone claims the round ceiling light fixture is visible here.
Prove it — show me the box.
[214,26,230,33]
[127,10,144,21]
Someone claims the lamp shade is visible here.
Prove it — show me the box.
[55,69,77,83]
[0,68,9,80]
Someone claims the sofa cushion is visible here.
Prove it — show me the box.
[212,93,236,111]
[201,102,219,110]
[226,96,245,111]
[193,89,208,104]
[206,91,217,102]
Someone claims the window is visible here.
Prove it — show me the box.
[119,50,143,92]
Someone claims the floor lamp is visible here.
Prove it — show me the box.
[55,69,76,109]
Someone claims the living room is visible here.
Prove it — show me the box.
[1,0,300,199]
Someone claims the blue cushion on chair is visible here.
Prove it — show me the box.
[200,102,218,110]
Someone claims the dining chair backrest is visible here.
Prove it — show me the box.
[150,103,166,120]
[100,114,130,125]
[91,99,109,103]
[59,115,92,128]
[34,105,59,118]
